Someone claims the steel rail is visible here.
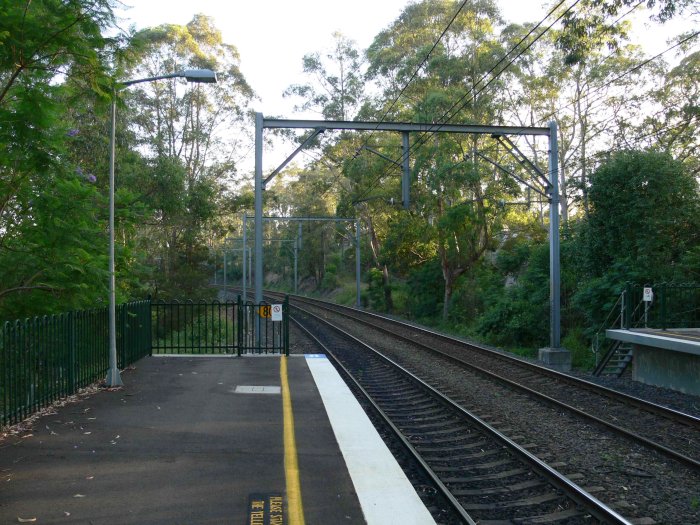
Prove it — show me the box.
[282,292,700,429]
[283,293,700,471]
[291,316,476,525]
[289,302,631,525]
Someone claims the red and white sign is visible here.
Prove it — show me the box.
[271,304,283,321]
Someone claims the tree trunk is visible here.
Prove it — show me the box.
[366,215,393,312]
[441,264,454,321]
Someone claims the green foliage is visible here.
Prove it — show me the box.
[320,263,339,291]
[404,260,444,320]
[381,213,436,274]
[581,150,699,280]
[557,0,693,64]
[475,242,550,347]
[154,313,236,352]
[366,268,386,311]
[562,328,596,370]
[0,1,119,318]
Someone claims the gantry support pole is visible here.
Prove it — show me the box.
[254,114,264,307]
[356,218,361,308]
[254,113,264,345]
[402,132,410,209]
[242,213,247,301]
[548,120,561,349]
[294,240,298,294]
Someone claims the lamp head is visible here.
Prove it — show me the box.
[181,69,218,83]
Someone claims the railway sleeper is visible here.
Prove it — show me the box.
[451,478,545,496]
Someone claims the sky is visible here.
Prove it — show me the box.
[113,0,695,169]
[115,0,472,117]
[114,0,693,118]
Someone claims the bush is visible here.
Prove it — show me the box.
[404,260,443,320]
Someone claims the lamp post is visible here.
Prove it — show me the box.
[105,69,217,387]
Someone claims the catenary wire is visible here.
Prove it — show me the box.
[352,0,473,159]
[351,0,577,204]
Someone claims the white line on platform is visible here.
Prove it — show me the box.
[305,355,437,525]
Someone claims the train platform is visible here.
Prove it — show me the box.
[607,327,700,395]
[0,354,435,525]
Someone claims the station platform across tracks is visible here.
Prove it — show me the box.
[0,355,435,524]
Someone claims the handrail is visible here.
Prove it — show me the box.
[591,292,624,365]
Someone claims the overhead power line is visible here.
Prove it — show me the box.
[352,0,471,158]
[352,0,577,204]
[535,29,700,126]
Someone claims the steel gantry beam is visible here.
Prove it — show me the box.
[254,113,565,365]
[261,118,550,136]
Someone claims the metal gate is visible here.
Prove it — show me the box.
[151,297,289,355]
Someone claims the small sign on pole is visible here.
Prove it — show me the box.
[258,305,271,318]
[271,304,283,322]
[643,287,654,302]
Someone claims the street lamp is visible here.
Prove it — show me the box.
[105,69,218,387]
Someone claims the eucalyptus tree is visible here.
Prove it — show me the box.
[121,15,254,297]
[557,0,696,65]
[284,32,365,121]
[363,0,513,319]
[500,3,645,222]
[0,0,121,317]
[618,49,699,172]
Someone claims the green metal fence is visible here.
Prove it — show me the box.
[1,300,151,427]
[151,296,289,355]
[1,296,289,428]
[622,283,700,330]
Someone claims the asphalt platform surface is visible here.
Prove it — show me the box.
[0,356,364,524]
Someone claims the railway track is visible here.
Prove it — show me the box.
[291,303,630,525]
[275,292,700,472]
[253,290,700,523]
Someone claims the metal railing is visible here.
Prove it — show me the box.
[622,283,700,330]
[591,292,625,366]
[1,297,289,428]
[151,296,289,355]
[1,300,151,427]
[592,283,700,376]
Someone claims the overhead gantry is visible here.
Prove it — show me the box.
[253,113,567,366]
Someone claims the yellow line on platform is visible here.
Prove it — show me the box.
[281,356,305,525]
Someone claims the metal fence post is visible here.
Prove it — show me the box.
[147,299,153,357]
[68,311,76,395]
[660,283,667,330]
[284,296,289,356]
[621,283,632,330]
[237,295,243,357]
[119,304,126,369]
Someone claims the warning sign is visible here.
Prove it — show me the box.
[258,305,272,318]
[643,287,654,302]
[248,493,284,525]
[271,304,283,322]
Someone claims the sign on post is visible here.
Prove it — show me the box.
[271,304,283,322]
[258,305,271,318]
[643,287,654,302]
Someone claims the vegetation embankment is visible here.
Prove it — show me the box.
[1,1,698,370]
